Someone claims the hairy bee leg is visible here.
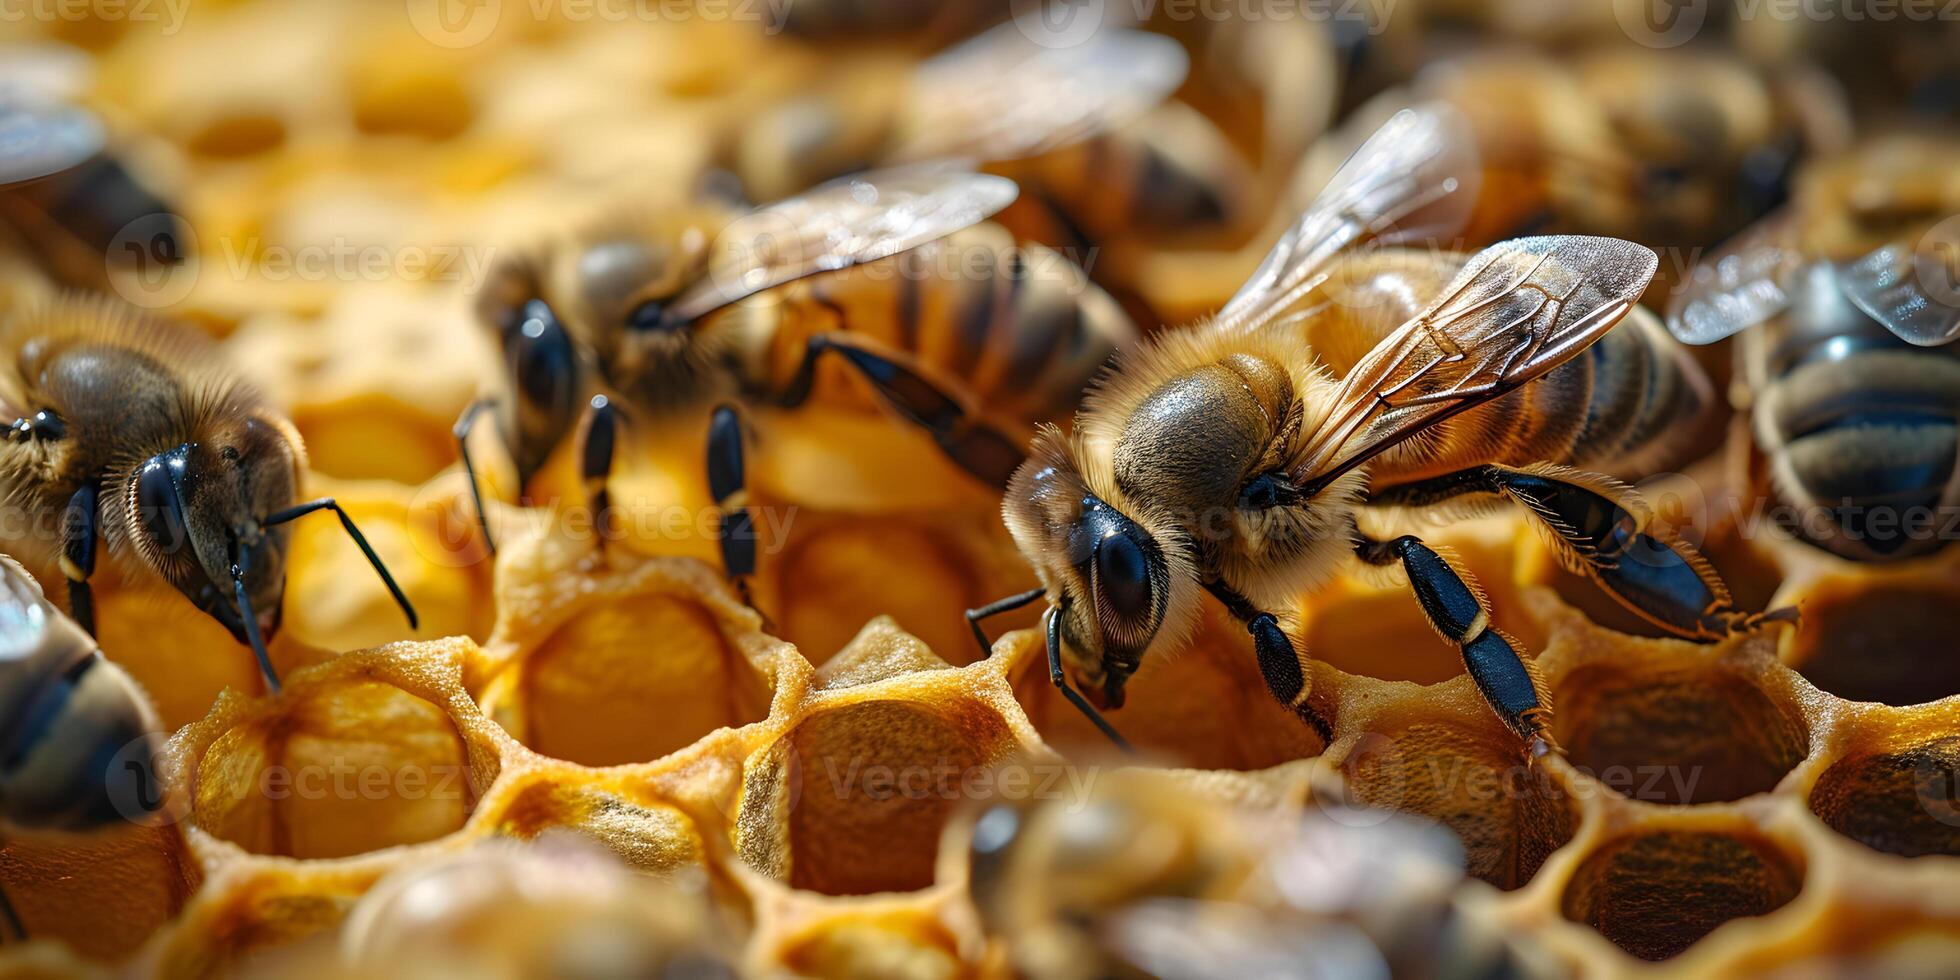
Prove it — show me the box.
[61,484,98,636]
[706,404,760,609]
[452,397,498,556]
[262,498,419,633]
[778,334,1026,488]
[578,395,619,552]
[1204,582,1333,743]
[1046,606,1133,753]
[1368,464,1792,641]
[964,587,1046,659]
[1355,534,1554,752]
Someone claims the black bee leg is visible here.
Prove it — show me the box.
[262,499,419,635]
[965,587,1046,659]
[1368,464,1796,641]
[1354,533,1555,753]
[779,333,1026,489]
[61,484,99,636]
[452,397,499,556]
[227,542,280,692]
[577,395,619,552]
[0,883,23,942]
[1046,605,1133,753]
[706,404,761,610]
[1204,581,1332,743]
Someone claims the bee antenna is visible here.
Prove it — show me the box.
[230,553,280,694]
[262,498,420,632]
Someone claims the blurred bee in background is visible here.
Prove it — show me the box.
[456,167,1137,607]
[773,0,1010,50]
[0,297,417,691]
[1358,45,1851,252]
[0,57,184,294]
[960,774,1553,980]
[969,106,1783,751]
[336,834,740,980]
[0,554,164,942]
[1734,2,1960,117]
[1668,134,1960,561]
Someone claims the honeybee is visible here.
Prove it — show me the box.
[0,297,417,691]
[337,835,740,979]
[736,16,1312,270]
[1385,46,1849,250]
[968,105,1785,750]
[455,167,1136,603]
[0,554,164,941]
[961,775,1551,980]
[1667,134,1960,561]
[0,96,184,293]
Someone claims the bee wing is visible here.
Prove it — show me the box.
[1212,103,1479,335]
[1838,235,1960,346]
[667,167,1018,322]
[887,23,1188,165]
[1664,211,1803,345]
[1292,236,1658,489]
[0,555,55,662]
[0,102,103,186]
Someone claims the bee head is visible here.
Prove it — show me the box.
[122,414,299,648]
[1002,428,1201,710]
[477,254,583,488]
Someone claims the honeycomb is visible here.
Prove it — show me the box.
[3,3,1960,979]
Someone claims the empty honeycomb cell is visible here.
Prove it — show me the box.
[1004,614,1325,770]
[1560,830,1805,961]
[767,519,1002,668]
[482,776,713,876]
[292,399,460,485]
[1551,661,1808,804]
[508,594,772,767]
[188,678,491,860]
[1809,735,1960,858]
[772,699,1017,896]
[1337,721,1575,889]
[1784,578,1960,707]
[777,912,967,980]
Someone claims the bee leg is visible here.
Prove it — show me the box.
[706,404,761,610]
[1203,581,1333,744]
[452,397,499,556]
[964,587,1046,659]
[0,884,22,942]
[1368,464,1795,641]
[577,395,618,552]
[261,499,419,635]
[1355,533,1556,754]
[778,334,1026,488]
[1045,605,1133,753]
[61,484,99,636]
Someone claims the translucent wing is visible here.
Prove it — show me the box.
[1293,236,1658,489]
[887,22,1186,166]
[667,167,1018,322]
[0,555,53,662]
[1838,234,1960,346]
[0,101,102,186]
[1212,103,1479,334]
[1664,211,1802,345]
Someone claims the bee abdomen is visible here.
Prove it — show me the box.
[1563,309,1714,477]
[0,651,159,830]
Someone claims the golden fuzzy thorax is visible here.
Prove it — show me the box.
[1002,319,1370,683]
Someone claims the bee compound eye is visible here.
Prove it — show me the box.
[136,446,193,558]
[1093,530,1154,624]
[624,299,674,332]
[507,298,577,413]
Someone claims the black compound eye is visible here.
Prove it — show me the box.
[135,445,192,558]
[625,299,675,332]
[1093,530,1153,622]
[506,298,576,412]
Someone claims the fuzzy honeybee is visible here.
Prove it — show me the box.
[0,96,184,293]
[961,774,1550,980]
[969,106,1786,750]
[0,297,416,691]
[455,167,1136,602]
[1667,134,1960,561]
[0,554,164,941]
[1377,46,1850,251]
